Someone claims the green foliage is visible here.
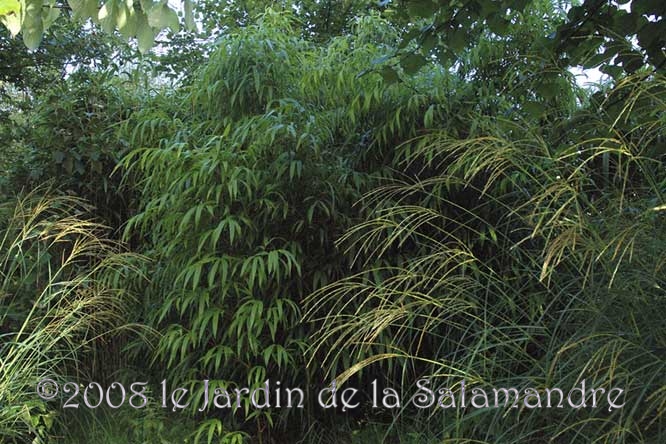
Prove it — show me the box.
[0,12,127,181]
[305,73,666,443]
[554,0,666,76]
[0,0,195,52]
[111,6,600,442]
[198,0,378,42]
[385,0,666,83]
[0,13,119,97]
[3,70,141,230]
[60,404,202,444]
[117,9,467,441]
[0,189,139,443]
[2,2,664,443]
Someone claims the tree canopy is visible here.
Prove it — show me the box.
[1,0,664,80]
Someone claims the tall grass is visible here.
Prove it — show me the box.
[304,74,666,443]
[0,189,140,443]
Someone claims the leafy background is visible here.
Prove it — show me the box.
[0,1,664,443]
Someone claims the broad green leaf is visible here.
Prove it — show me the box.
[0,3,20,35]
[147,1,179,33]
[614,10,639,35]
[599,63,623,79]
[567,5,584,21]
[535,81,558,100]
[98,1,118,34]
[115,2,129,28]
[67,0,99,21]
[487,16,510,36]
[184,0,195,31]
[447,28,467,52]
[478,0,501,17]
[638,21,661,51]
[435,47,453,67]
[379,66,399,84]
[22,0,43,50]
[42,3,60,29]
[616,50,644,73]
[398,28,421,49]
[136,11,156,53]
[401,53,427,74]
[0,0,19,16]
[420,31,438,53]
[407,0,438,18]
[117,3,138,38]
[83,0,100,21]
[509,0,530,10]
[139,0,154,12]
[66,0,83,17]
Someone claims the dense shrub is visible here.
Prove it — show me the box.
[116,10,465,442]
[113,5,616,442]
[1,71,140,231]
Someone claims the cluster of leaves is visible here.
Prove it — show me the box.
[554,0,666,76]
[114,9,479,442]
[2,70,141,231]
[197,0,379,42]
[0,15,117,97]
[378,0,665,85]
[0,0,195,51]
[0,12,128,179]
[2,0,664,82]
